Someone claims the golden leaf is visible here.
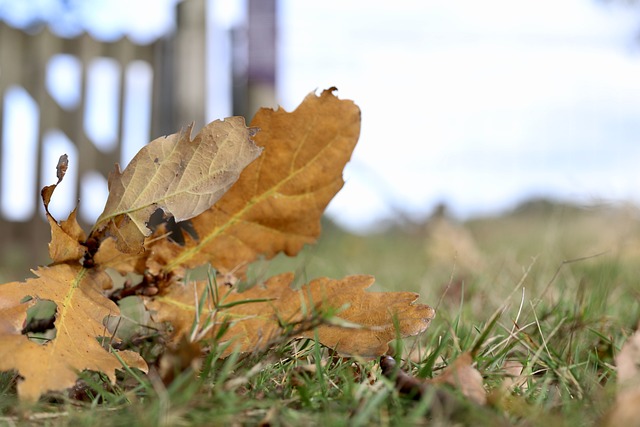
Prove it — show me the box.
[0,264,147,401]
[93,237,147,275]
[40,155,87,264]
[0,297,32,335]
[148,88,361,276]
[91,117,262,253]
[145,273,434,358]
[47,208,87,264]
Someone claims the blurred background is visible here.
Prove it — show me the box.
[1,0,640,280]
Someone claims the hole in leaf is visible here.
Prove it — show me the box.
[22,299,57,344]
[105,296,153,341]
[0,370,20,395]
[147,208,198,245]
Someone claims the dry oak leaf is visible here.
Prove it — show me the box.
[41,154,88,264]
[93,237,147,276]
[382,352,487,405]
[47,208,87,264]
[605,322,640,426]
[432,352,487,405]
[91,116,262,253]
[148,88,361,277]
[40,153,68,213]
[0,296,32,335]
[616,322,640,388]
[0,264,147,401]
[145,273,434,358]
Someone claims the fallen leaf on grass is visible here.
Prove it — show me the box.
[616,322,640,388]
[91,117,262,253]
[146,273,434,357]
[0,88,436,403]
[0,264,147,401]
[147,88,361,277]
[605,322,640,426]
[380,355,428,399]
[499,360,527,392]
[432,352,486,405]
[0,157,146,401]
[380,352,486,405]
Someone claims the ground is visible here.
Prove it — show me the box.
[1,198,638,425]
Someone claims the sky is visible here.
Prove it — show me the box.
[278,0,640,231]
[1,0,640,232]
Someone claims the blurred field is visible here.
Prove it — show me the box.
[261,198,640,319]
[5,197,638,325]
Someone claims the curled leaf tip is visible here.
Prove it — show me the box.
[56,154,69,183]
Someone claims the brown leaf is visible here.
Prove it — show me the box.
[40,154,68,211]
[92,237,147,275]
[60,207,87,242]
[0,264,147,401]
[56,153,69,181]
[380,355,429,399]
[605,392,640,427]
[379,355,487,417]
[91,117,262,253]
[432,352,487,405]
[40,155,87,264]
[499,360,527,392]
[148,88,361,276]
[48,208,87,264]
[616,323,640,387]
[145,273,434,358]
[0,298,33,335]
[606,323,640,426]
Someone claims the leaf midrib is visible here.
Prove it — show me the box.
[163,114,353,273]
